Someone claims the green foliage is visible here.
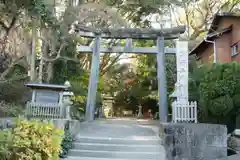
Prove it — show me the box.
[189,62,240,132]
[29,0,59,28]
[189,65,209,102]
[114,40,177,112]
[0,118,64,160]
[112,0,179,25]
[0,0,58,27]
[67,70,103,119]
[59,122,74,158]
[0,101,24,117]
[0,81,30,105]
[68,74,89,119]
[59,130,74,158]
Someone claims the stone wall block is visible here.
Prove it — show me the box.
[160,123,227,160]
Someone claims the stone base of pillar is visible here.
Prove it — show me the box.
[159,123,227,160]
[137,113,144,119]
[99,107,106,118]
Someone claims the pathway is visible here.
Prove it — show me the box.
[65,118,165,160]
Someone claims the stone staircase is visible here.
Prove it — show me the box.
[65,136,164,160]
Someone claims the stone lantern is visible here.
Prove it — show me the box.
[63,81,74,119]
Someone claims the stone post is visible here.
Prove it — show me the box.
[137,105,143,118]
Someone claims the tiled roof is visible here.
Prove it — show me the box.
[25,82,68,90]
[189,25,233,55]
[189,12,239,56]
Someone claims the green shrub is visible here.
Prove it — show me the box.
[59,121,74,158]
[0,118,64,160]
[189,62,240,133]
[0,81,29,105]
[0,101,24,117]
[59,130,74,158]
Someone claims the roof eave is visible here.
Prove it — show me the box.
[208,12,239,34]
[25,82,68,90]
[189,25,232,56]
[189,40,205,56]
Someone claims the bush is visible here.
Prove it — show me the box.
[0,118,64,160]
[0,81,30,105]
[0,101,24,117]
[189,62,240,133]
[59,130,74,158]
[59,121,74,158]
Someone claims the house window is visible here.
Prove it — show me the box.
[232,43,239,56]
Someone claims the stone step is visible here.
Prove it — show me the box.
[75,136,161,145]
[73,142,161,152]
[68,149,163,159]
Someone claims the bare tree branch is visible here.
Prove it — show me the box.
[0,20,8,30]
[41,43,79,63]
[101,54,122,75]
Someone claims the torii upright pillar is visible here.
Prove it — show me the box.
[85,36,101,121]
[157,37,168,122]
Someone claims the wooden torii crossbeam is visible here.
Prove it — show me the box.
[76,25,186,122]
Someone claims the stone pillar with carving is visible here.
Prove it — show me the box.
[176,41,189,104]
[170,41,189,123]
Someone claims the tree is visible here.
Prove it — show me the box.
[112,38,177,114]
[170,0,240,42]
[0,0,34,81]
[0,0,59,109]
[0,0,68,82]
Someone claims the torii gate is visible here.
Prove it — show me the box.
[76,26,187,122]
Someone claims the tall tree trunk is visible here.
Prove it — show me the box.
[30,18,37,81]
[38,28,48,83]
[38,56,44,83]
[46,62,53,83]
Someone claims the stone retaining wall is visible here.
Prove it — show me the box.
[52,119,81,137]
[159,123,227,160]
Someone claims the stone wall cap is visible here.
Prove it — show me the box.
[160,122,226,127]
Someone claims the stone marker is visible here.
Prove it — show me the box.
[137,105,144,118]
[159,123,227,160]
